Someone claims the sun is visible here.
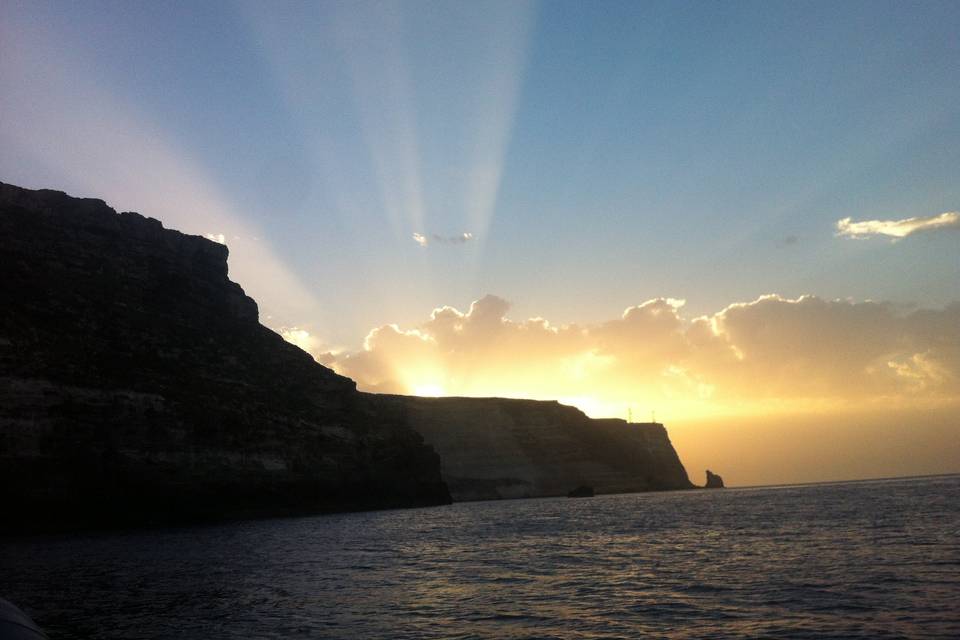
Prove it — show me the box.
[413,384,446,397]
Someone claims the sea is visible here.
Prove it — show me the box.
[2,474,958,639]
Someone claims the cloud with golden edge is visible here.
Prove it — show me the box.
[836,212,960,239]
[279,327,320,355]
[318,294,960,419]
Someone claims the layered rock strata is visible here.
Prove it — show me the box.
[0,181,697,531]
[0,182,450,531]
[365,395,693,501]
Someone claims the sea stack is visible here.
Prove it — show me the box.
[705,470,725,488]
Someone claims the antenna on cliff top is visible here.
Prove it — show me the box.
[627,407,632,423]
[651,409,656,423]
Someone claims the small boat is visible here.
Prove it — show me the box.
[567,485,595,498]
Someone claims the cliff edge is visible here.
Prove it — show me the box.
[0,182,450,531]
[0,181,697,530]
[366,395,694,500]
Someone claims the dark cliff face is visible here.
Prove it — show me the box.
[0,180,698,530]
[364,394,694,500]
[0,182,450,532]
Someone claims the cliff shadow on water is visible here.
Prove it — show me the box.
[0,181,693,533]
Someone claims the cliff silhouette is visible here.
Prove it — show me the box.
[0,182,450,531]
[0,182,692,531]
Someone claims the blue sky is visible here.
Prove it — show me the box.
[2,0,958,346]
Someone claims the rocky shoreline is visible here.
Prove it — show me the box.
[1,182,695,533]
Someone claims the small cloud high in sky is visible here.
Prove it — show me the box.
[836,212,960,239]
[412,232,474,247]
[3,1,959,485]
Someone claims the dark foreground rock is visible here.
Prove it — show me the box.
[705,470,725,488]
[365,395,694,500]
[0,182,450,533]
[0,598,46,639]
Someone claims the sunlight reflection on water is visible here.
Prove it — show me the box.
[2,475,959,639]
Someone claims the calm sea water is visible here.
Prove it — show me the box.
[2,475,958,639]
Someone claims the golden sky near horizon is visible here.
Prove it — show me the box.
[281,293,960,486]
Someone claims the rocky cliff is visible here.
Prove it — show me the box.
[0,182,450,531]
[0,181,696,531]
[365,395,693,500]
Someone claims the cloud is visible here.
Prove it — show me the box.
[278,326,344,371]
[324,294,960,416]
[279,326,325,357]
[435,232,474,244]
[412,232,474,247]
[836,212,960,239]
[205,233,226,244]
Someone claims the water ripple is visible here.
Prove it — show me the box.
[2,475,959,638]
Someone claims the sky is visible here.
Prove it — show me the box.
[2,0,959,486]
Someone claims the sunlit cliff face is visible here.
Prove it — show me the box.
[286,294,960,422]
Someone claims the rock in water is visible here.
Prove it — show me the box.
[0,182,450,532]
[567,485,595,498]
[705,470,725,488]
